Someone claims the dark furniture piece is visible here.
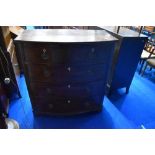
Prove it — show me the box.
[14,29,117,115]
[0,47,21,98]
[139,39,155,74]
[98,26,148,94]
[142,57,155,76]
[0,27,21,99]
[9,26,24,75]
[0,83,8,129]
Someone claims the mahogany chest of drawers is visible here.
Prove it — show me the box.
[14,29,117,115]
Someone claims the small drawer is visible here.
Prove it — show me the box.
[66,43,114,64]
[23,42,61,64]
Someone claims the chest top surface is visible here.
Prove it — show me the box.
[15,29,118,43]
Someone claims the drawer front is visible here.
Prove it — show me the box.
[30,83,90,98]
[31,96,102,115]
[66,43,113,64]
[23,42,114,65]
[26,64,107,83]
[30,81,105,103]
[23,43,60,64]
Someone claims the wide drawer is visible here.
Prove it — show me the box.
[23,42,114,64]
[30,81,105,103]
[31,96,103,115]
[25,63,107,83]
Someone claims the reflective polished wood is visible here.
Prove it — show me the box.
[15,29,118,115]
[15,29,117,43]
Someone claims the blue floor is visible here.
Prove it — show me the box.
[9,64,155,129]
[109,65,155,129]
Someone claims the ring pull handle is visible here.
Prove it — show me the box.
[41,48,49,60]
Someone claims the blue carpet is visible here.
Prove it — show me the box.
[108,64,155,129]
[9,75,134,129]
[8,63,155,129]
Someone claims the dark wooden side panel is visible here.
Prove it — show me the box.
[111,37,147,90]
[14,42,24,74]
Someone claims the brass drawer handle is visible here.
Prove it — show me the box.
[41,48,49,60]
[67,67,71,72]
[67,85,71,88]
[91,48,95,53]
[67,100,71,103]
[43,48,46,52]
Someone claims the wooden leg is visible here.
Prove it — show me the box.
[141,62,148,76]
[0,115,7,129]
[126,87,129,94]
[107,89,112,97]
[16,87,22,98]
[20,71,24,77]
